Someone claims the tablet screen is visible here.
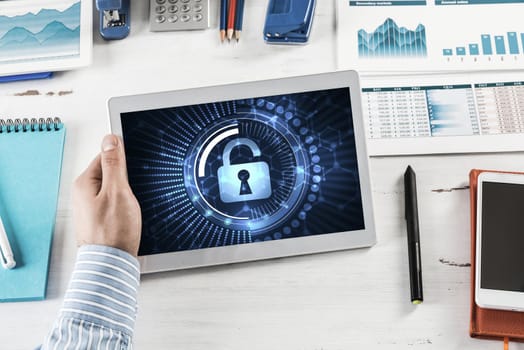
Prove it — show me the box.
[121,87,365,256]
[480,181,524,292]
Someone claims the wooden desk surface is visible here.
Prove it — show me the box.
[0,1,522,349]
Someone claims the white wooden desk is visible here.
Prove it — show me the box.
[0,1,523,349]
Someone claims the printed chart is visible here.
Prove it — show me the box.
[337,0,524,72]
[358,18,427,57]
[362,74,524,155]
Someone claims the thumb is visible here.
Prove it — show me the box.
[100,134,128,190]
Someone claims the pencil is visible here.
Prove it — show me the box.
[234,0,244,42]
[220,0,227,42]
[226,0,236,41]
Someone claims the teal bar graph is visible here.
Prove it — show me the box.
[495,35,506,54]
[481,34,493,55]
[507,32,519,54]
[469,44,479,55]
[442,32,524,58]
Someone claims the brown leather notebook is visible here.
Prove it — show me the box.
[469,169,524,343]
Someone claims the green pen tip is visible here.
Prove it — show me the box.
[412,300,423,305]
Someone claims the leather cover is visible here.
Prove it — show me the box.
[470,169,524,340]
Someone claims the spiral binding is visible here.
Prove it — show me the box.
[0,117,62,133]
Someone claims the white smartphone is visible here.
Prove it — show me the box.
[476,172,524,312]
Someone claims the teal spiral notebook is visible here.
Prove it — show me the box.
[0,118,65,302]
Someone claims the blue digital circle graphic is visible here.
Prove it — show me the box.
[183,113,309,237]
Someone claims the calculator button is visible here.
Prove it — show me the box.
[193,4,203,11]
[168,5,178,12]
[181,4,190,12]
[156,0,166,3]
[155,15,166,23]
[193,13,203,21]
[181,14,190,22]
[168,15,178,22]
[156,5,166,14]
[168,0,178,2]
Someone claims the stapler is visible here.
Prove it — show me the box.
[96,0,130,40]
[263,0,316,44]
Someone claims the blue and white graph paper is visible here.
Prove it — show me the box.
[0,0,92,78]
[337,0,524,72]
[0,120,65,302]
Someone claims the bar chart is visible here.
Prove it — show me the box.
[442,31,524,57]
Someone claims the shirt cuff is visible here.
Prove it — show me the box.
[60,245,140,335]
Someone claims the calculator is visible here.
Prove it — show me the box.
[150,0,210,31]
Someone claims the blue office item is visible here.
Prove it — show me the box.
[0,72,53,84]
[0,118,65,302]
[96,0,130,40]
[263,0,316,44]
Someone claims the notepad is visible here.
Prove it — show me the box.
[0,118,65,302]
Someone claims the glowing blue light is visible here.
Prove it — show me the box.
[285,112,293,120]
[283,226,291,235]
[313,165,321,173]
[312,155,320,163]
[308,194,317,202]
[309,145,317,154]
[312,175,321,183]
[311,184,319,193]
[292,119,301,127]
[291,220,300,228]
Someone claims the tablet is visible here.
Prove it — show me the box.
[109,71,376,273]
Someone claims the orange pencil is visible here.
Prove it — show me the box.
[226,0,236,41]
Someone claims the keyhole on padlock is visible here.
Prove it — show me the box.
[238,169,253,195]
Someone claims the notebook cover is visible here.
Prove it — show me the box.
[0,125,65,302]
[469,169,524,340]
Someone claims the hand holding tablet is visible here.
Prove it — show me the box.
[109,71,376,273]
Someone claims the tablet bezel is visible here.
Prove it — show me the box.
[109,71,376,273]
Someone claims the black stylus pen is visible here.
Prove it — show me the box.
[404,165,423,304]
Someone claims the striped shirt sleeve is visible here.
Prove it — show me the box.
[40,245,140,350]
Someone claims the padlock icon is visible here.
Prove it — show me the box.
[217,138,272,203]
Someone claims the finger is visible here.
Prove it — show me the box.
[100,134,129,191]
[75,154,102,197]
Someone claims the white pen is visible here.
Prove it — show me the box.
[0,215,16,269]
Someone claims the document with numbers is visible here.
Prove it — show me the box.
[361,71,524,155]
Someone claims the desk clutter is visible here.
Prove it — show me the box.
[1,2,524,349]
[0,118,65,302]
